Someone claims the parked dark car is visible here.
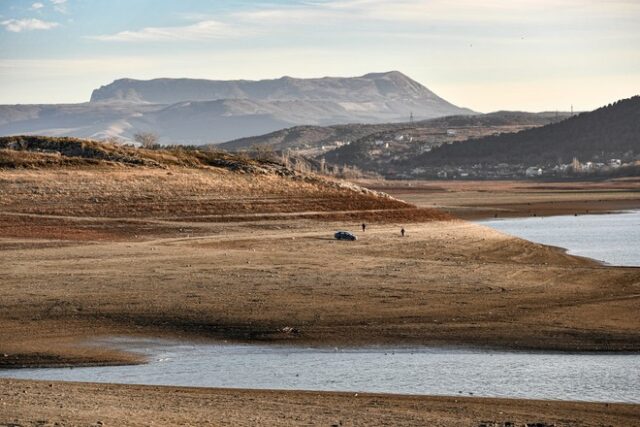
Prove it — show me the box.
[334,231,357,241]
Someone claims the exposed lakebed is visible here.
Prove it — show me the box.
[2,212,639,402]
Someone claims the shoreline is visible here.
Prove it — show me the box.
[362,179,640,220]
[1,376,638,405]
[3,336,639,407]
[5,332,640,371]
[3,315,640,371]
[2,217,640,369]
[2,159,640,423]
[2,169,640,426]
[474,222,613,268]
[475,209,640,268]
[2,378,639,426]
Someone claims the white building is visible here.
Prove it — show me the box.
[525,167,543,177]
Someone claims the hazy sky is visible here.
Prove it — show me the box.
[1,0,638,112]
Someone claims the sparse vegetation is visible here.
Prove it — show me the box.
[133,131,160,149]
[0,135,298,174]
[0,135,446,222]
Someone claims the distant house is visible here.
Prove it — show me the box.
[525,167,543,177]
[571,157,582,172]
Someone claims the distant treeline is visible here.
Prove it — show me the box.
[417,96,640,166]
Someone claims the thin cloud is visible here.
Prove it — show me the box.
[1,18,60,32]
[90,20,247,42]
[239,0,640,25]
[30,2,45,11]
[91,1,640,44]
[50,0,68,14]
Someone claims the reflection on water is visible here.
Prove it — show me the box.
[479,210,640,266]
[1,338,639,403]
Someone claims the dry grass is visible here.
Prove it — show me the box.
[0,168,444,223]
[0,135,279,170]
[0,136,448,223]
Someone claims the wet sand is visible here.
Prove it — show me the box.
[2,379,640,427]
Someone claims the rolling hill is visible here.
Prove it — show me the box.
[0,135,452,224]
[220,111,570,156]
[219,123,406,153]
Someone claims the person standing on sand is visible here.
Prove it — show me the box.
[401,227,405,237]
[362,223,366,232]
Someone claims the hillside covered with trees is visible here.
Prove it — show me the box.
[416,96,640,167]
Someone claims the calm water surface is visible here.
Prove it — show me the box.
[1,338,639,403]
[479,210,640,266]
[3,212,639,402]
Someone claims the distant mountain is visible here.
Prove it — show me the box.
[90,71,473,120]
[416,96,640,167]
[0,72,473,144]
[0,103,159,141]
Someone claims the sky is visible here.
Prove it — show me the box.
[0,0,638,112]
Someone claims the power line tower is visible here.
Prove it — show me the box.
[409,112,414,124]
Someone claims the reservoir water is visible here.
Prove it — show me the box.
[1,339,639,403]
[478,210,640,266]
[2,211,639,402]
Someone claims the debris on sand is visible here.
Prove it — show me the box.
[280,326,300,335]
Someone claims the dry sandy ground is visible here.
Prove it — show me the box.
[1,170,639,425]
[362,179,640,219]
[2,379,640,427]
[2,218,640,368]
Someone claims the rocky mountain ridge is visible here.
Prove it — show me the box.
[0,72,473,144]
